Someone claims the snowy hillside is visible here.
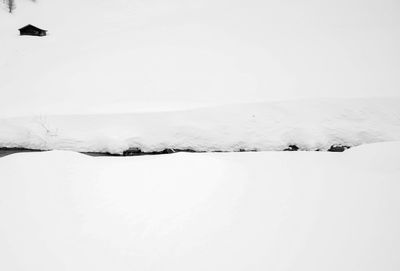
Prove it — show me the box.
[0,98,399,153]
[1,0,400,117]
[1,141,400,270]
[1,1,399,150]
[1,1,400,270]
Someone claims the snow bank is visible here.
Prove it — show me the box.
[0,98,399,153]
[0,141,399,270]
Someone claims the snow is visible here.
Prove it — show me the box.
[0,141,399,270]
[1,98,399,153]
[1,0,400,117]
[1,1,399,152]
[1,1,400,269]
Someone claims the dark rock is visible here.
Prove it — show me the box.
[284,145,299,151]
[123,147,142,156]
[328,145,350,152]
[162,148,175,154]
[178,149,196,153]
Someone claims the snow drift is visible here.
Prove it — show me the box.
[0,141,399,270]
[0,98,399,153]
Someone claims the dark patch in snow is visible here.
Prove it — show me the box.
[0,145,353,158]
[122,148,198,156]
[328,145,350,152]
[284,145,299,151]
[82,152,121,157]
[122,147,142,156]
[0,147,43,157]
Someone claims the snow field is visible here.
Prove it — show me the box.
[0,142,399,270]
[1,0,400,117]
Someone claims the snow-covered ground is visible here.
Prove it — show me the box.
[1,0,400,117]
[1,98,400,153]
[1,1,400,269]
[0,141,399,270]
[1,0,399,152]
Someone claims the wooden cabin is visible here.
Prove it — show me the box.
[19,25,47,36]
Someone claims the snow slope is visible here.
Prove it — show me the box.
[1,0,400,117]
[1,98,399,153]
[1,1,399,270]
[0,141,399,270]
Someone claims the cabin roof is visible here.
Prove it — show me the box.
[19,24,47,31]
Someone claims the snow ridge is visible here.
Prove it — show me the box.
[0,98,399,154]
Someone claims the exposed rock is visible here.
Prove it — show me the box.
[122,148,197,156]
[123,147,142,156]
[328,145,350,152]
[284,145,299,151]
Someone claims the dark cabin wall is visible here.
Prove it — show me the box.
[19,28,46,36]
